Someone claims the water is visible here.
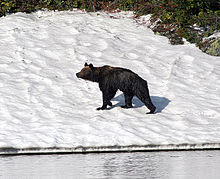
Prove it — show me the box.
[0,150,220,178]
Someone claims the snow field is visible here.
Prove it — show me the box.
[0,10,219,150]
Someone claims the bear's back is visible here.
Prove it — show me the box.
[99,65,143,91]
[101,65,134,75]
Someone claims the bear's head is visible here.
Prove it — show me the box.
[76,63,96,82]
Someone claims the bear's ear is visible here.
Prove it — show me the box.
[84,62,89,67]
[89,63,94,70]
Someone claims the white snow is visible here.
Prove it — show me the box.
[208,32,220,39]
[0,10,219,151]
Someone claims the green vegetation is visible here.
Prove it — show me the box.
[0,0,79,16]
[0,0,219,54]
[135,0,220,45]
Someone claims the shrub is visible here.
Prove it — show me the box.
[135,0,219,46]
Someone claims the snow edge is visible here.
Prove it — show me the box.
[1,143,220,155]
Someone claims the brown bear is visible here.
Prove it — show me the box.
[76,63,156,114]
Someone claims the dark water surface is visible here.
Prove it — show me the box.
[0,150,220,178]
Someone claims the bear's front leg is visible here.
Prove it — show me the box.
[96,106,106,110]
[97,91,110,110]
[96,102,110,110]
[96,89,115,110]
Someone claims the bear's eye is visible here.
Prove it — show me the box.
[82,68,90,74]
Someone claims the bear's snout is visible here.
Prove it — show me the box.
[76,73,79,78]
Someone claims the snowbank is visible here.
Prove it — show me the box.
[0,10,219,153]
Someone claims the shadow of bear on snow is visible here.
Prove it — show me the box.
[111,94,170,113]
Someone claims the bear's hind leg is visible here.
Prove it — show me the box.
[136,92,156,114]
[121,93,133,109]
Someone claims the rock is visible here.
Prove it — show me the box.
[148,17,218,56]
[151,21,184,45]
[199,37,220,56]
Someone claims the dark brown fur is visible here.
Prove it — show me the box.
[76,63,156,114]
